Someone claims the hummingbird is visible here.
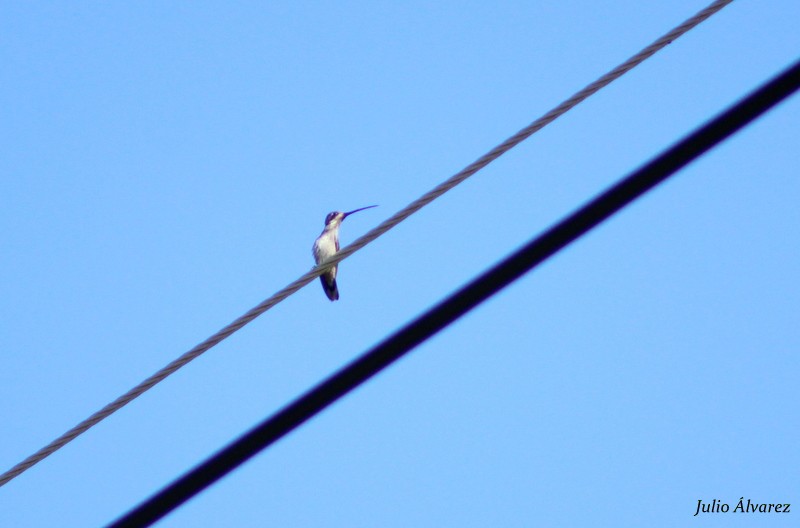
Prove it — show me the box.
[312,205,377,301]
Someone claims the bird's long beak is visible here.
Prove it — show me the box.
[342,205,378,219]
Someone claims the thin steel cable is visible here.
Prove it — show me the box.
[108,57,800,528]
[0,0,733,488]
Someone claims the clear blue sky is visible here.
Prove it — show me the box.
[1,2,798,526]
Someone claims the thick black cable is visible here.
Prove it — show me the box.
[108,59,800,528]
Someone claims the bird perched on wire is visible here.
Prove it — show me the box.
[312,205,377,301]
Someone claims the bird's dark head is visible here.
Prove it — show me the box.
[324,205,377,226]
[324,211,344,226]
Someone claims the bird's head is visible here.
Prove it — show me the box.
[324,211,345,226]
[324,205,377,226]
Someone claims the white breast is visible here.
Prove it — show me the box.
[313,231,338,264]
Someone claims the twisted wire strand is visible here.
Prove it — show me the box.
[0,0,732,488]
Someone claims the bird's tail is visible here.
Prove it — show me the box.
[320,275,339,301]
